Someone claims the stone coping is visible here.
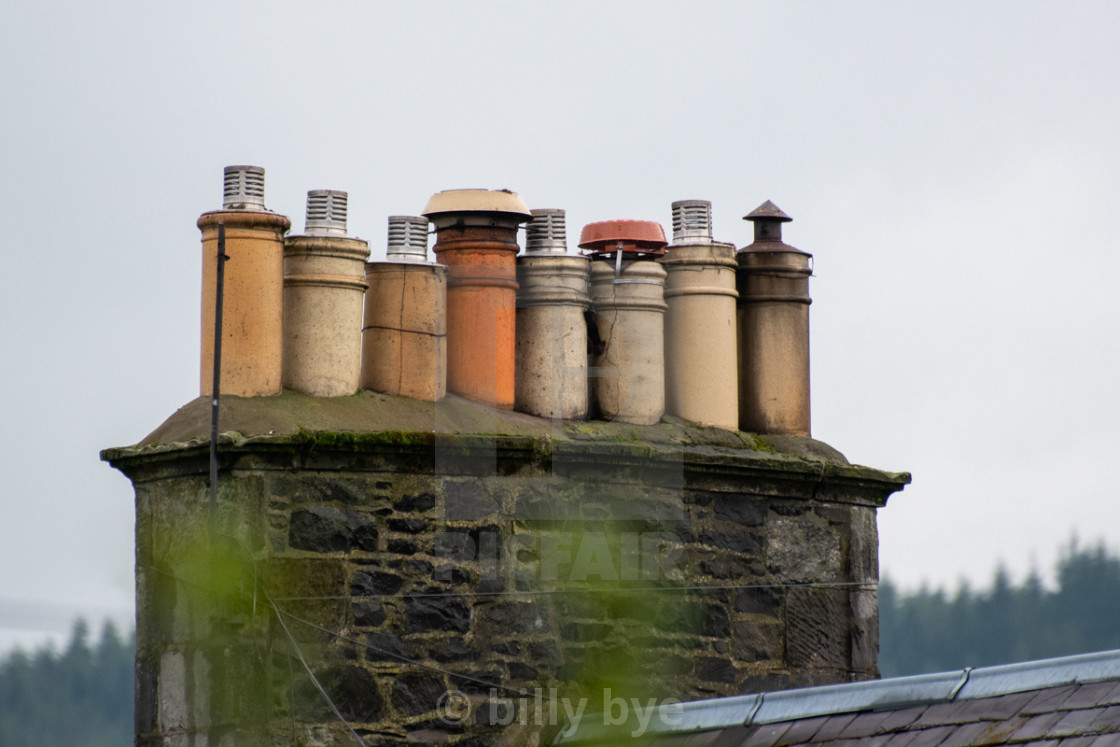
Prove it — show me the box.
[100,390,909,498]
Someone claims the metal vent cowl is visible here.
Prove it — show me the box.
[305,190,348,237]
[525,209,568,254]
[386,216,430,263]
[222,165,266,210]
[671,200,712,244]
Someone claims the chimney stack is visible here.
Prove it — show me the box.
[581,220,668,425]
[514,209,590,419]
[281,190,370,397]
[662,200,739,429]
[360,216,448,401]
[422,189,531,409]
[198,165,290,397]
[736,200,812,436]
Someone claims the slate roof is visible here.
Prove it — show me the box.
[556,650,1120,746]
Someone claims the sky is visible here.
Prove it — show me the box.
[2,1,1119,654]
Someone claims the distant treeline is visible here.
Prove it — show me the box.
[879,538,1120,677]
[3,540,1120,741]
[0,619,132,747]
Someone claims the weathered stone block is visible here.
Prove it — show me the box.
[289,505,378,552]
[696,656,737,684]
[444,481,500,520]
[386,538,417,555]
[703,604,731,638]
[294,665,384,723]
[785,587,849,669]
[699,525,764,556]
[849,506,879,584]
[712,495,767,526]
[136,652,158,735]
[731,619,784,661]
[365,632,415,663]
[430,638,472,663]
[159,651,188,732]
[734,585,782,618]
[478,601,546,634]
[387,517,429,533]
[850,589,879,674]
[405,593,471,633]
[394,491,436,513]
[351,600,386,627]
[767,514,841,583]
[391,670,448,717]
[265,558,347,630]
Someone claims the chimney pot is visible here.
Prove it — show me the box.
[662,199,738,429]
[199,166,289,397]
[222,165,267,211]
[737,198,812,436]
[362,217,447,401]
[423,188,529,409]
[304,189,348,237]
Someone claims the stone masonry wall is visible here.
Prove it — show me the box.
[104,395,908,746]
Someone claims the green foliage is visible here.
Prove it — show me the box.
[880,537,1120,677]
[0,619,134,747]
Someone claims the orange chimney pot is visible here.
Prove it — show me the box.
[422,189,531,409]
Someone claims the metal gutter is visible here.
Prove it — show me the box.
[957,649,1120,700]
[750,670,967,725]
[553,649,1120,744]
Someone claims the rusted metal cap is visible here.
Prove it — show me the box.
[578,219,667,258]
[743,200,799,245]
[743,200,792,223]
[421,188,532,222]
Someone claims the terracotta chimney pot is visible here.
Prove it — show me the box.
[361,216,448,401]
[422,189,530,409]
[198,165,290,398]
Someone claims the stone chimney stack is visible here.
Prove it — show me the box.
[105,180,909,746]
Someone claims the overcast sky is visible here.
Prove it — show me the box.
[2,1,1118,653]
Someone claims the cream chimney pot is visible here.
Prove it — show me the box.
[662,200,739,429]
[282,190,369,397]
